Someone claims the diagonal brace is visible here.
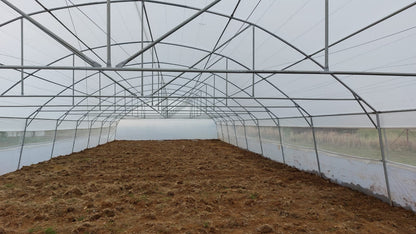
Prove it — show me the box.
[116,0,221,68]
[1,0,101,67]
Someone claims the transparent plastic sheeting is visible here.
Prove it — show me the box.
[217,122,416,212]
[0,118,117,175]
[0,1,416,123]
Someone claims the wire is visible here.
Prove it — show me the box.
[264,23,416,70]
[216,0,263,57]
[328,25,416,56]
[66,0,132,58]
[255,0,310,51]
[331,30,416,67]
[257,0,352,66]
[35,0,104,64]
[63,0,83,51]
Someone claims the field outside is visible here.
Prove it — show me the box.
[0,129,96,149]
[276,127,416,166]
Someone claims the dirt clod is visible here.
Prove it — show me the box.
[64,187,83,197]
[103,209,115,217]
[257,224,274,233]
[89,214,101,221]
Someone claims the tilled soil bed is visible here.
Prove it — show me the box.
[0,140,415,233]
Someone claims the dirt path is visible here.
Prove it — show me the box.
[0,140,415,233]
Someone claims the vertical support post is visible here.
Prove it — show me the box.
[324,0,329,71]
[243,121,249,150]
[213,74,216,111]
[124,90,127,113]
[50,119,59,159]
[72,54,75,106]
[189,98,192,118]
[72,120,79,153]
[157,72,160,111]
[200,90,203,116]
[233,120,238,147]
[98,121,104,145]
[87,121,93,148]
[99,72,102,110]
[141,0,144,96]
[225,59,228,106]
[256,120,264,155]
[17,118,29,170]
[114,83,116,111]
[106,0,111,67]
[376,113,393,205]
[134,98,137,117]
[218,123,222,140]
[165,96,168,118]
[277,118,286,164]
[196,91,199,117]
[151,47,154,105]
[20,18,24,95]
[205,84,208,113]
[311,117,322,176]
[220,122,225,141]
[226,122,231,143]
[252,25,255,96]
[193,97,195,118]
[197,91,200,116]
[215,123,219,140]
[113,122,118,141]
[107,122,112,143]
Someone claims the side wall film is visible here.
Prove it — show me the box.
[216,113,416,213]
[0,118,117,175]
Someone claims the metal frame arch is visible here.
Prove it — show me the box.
[0,0,384,126]
[97,87,248,128]
[12,44,284,127]
[50,77,248,128]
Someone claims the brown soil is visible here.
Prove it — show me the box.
[0,140,415,233]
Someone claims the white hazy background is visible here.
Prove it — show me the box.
[116,119,218,140]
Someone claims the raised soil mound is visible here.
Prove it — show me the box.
[0,140,415,233]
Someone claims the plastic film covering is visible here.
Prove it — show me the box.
[244,125,262,155]
[0,0,416,212]
[52,120,77,157]
[226,123,238,147]
[258,123,283,163]
[0,118,25,174]
[20,119,56,168]
[220,113,416,212]
[235,124,248,150]
[280,119,319,173]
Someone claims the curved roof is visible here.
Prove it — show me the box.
[1,0,416,128]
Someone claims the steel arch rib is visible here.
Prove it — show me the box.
[0,0,412,126]
[57,75,265,126]
[3,40,291,125]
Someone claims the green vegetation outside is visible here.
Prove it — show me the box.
[257,126,416,166]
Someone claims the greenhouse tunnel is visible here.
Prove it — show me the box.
[0,0,415,213]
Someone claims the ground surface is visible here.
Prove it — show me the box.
[0,140,415,233]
